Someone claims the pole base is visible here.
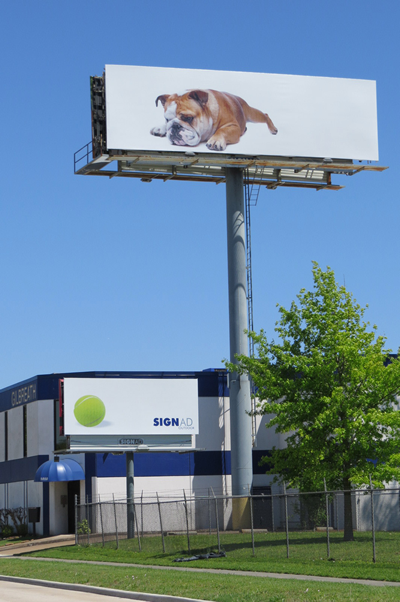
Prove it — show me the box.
[232,497,251,530]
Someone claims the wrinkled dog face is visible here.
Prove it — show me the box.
[151,91,213,147]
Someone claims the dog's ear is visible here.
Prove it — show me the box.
[188,90,209,107]
[155,94,170,107]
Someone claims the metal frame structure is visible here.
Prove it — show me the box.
[74,142,386,191]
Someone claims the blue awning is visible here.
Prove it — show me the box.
[34,458,85,482]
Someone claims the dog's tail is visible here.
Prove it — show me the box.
[240,100,278,135]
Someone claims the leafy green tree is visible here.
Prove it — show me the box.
[228,263,400,541]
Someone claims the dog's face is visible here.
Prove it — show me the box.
[155,90,213,147]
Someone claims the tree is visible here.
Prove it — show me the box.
[228,263,400,541]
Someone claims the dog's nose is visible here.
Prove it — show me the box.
[171,122,183,132]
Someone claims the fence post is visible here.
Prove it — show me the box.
[74,494,78,545]
[86,496,90,546]
[271,489,275,532]
[324,478,330,559]
[112,494,119,550]
[369,475,376,563]
[283,482,289,558]
[208,488,212,535]
[99,502,105,547]
[141,490,144,539]
[211,488,221,553]
[249,493,255,556]
[134,502,141,552]
[335,492,339,531]
[156,493,165,553]
[183,490,191,554]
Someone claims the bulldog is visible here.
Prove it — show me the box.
[150,89,278,151]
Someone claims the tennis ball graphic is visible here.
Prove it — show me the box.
[74,395,106,427]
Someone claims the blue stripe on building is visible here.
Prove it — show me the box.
[0,455,49,484]
[84,453,96,502]
[42,482,49,537]
[252,450,273,474]
[93,450,270,478]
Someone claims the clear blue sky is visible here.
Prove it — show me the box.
[1,0,399,390]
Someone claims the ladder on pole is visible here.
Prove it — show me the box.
[244,167,264,448]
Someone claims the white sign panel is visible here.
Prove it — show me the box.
[105,65,378,161]
[64,378,198,436]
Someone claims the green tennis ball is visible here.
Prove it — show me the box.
[74,395,106,427]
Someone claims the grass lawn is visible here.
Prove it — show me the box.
[1,558,400,602]
[24,530,400,582]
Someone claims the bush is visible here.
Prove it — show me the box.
[1,525,14,538]
[8,507,26,531]
[1,507,28,538]
[77,519,91,535]
[0,508,10,532]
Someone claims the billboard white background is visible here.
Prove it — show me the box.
[105,64,378,161]
[64,378,198,435]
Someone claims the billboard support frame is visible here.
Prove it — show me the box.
[74,144,388,190]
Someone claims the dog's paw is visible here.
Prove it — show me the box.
[150,126,166,137]
[206,136,226,151]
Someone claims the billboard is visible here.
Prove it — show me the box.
[64,378,198,436]
[104,65,379,162]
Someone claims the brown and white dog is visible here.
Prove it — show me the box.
[150,89,278,151]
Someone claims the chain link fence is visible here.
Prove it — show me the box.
[75,486,400,561]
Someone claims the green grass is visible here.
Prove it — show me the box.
[24,531,400,582]
[1,558,400,602]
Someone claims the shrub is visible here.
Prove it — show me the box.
[1,525,14,538]
[77,519,91,535]
[8,507,26,530]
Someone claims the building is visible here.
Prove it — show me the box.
[0,369,278,537]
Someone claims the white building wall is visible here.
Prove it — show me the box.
[255,412,280,448]
[196,396,229,451]
[8,406,23,460]
[356,489,400,532]
[27,480,44,536]
[38,400,54,455]
[27,399,54,457]
[0,413,5,462]
[49,481,68,535]
[27,402,38,458]
[0,484,6,508]
[8,482,24,509]
[94,475,194,502]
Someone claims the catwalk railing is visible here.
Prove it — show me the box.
[75,487,400,562]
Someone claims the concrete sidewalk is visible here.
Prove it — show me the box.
[0,534,75,556]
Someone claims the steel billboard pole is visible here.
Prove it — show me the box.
[226,167,253,529]
[126,451,135,538]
